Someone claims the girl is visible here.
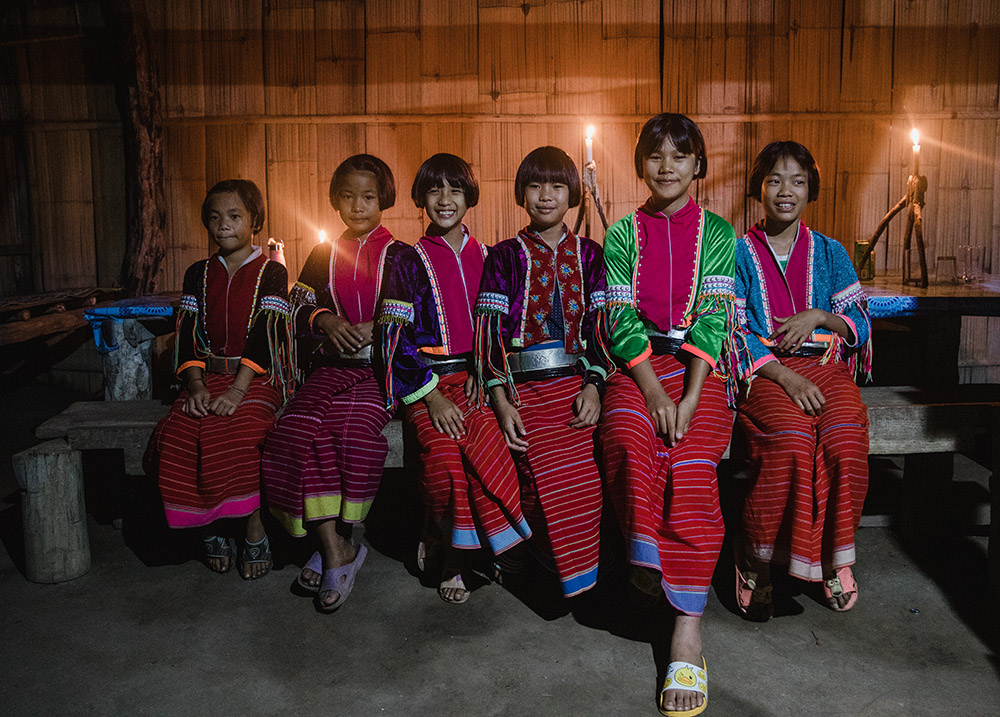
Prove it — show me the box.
[262,154,404,612]
[733,141,871,620]
[376,153,530,604]
[475,146,611,599]
[150,179,293,580]
[600,114,737,717]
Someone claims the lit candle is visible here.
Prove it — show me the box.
[911,128,920,176]
[585,125,595,164]
[318,229,327,244]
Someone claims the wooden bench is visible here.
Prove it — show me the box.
[13,400,404,583]
[13,387,1000,594]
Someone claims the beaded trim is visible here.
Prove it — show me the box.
[379,299,415,324]
[475,291,510,315]
[179,294,198,313]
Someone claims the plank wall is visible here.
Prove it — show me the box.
[2,0,999,375]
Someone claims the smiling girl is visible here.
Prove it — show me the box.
[474,146,612,599]
[376,153,530,604]
[733,141,871,620]
[150,179,293,580]
[600,114,739,716]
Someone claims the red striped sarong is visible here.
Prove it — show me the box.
[514,374,603,597]
[152,373,281,528]
[737,356,869,581]
[405,371,530,554]
[600,353,732,616]
[262,366,392,537]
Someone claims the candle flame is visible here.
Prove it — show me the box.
[586,125,595,140]
[911,128,920,147]
[318,230,327,243]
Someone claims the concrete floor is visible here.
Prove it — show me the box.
[1,381,998,716]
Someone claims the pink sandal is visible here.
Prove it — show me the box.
[735,562,773,621]
[823,566,858,612]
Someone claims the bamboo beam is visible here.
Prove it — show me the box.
[9,109,1000,134]
[100,0,165,297]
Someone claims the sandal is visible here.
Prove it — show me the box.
[735,562,773,622]
[824,566,859,612]
[238,535,273,580]
[628,565,663,608]
[659,657,708,716]
[296,550,324,594]
[438,573,471,604]
[316,544,368,613]
[202,536,237,574]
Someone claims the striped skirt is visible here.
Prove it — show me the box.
[151,373,281,529]
[262,366,392,537]
[513,374,603,598]
[737,357,869,581]
[405,371,530,554]
[600,354,732,616]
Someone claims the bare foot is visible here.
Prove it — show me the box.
[660,615,706,714]
[824,566,858,611]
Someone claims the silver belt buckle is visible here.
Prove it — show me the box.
[338,344,372,361]
[508,346,580,374]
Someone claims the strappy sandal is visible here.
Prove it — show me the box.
[628,565,663,608]
[824,566,859,612]
[438,573,471,604]
[238,535,273,580]
[316,544,368,613]
[735,562,773,621]
[202,536,237,574]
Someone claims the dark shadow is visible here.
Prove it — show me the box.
[0,490,26,577]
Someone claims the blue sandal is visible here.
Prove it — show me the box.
[203,536,237,574]
[238,535,273,580]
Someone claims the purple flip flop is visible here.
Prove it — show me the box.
[316,544,368,613]
[296,550,324,594]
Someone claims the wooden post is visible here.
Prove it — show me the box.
[101,0,165,297]
[12,439,91,583]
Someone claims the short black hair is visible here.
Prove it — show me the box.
[411,153,480,208]
[202,179,265,234]
[634,113,707,180]
[747,141,821,203]
[329,154,396,210]
[514,146,582,208]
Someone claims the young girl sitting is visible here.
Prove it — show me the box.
[262,154,404,612]
[376,153,530,604]
[475,146,612,599]
[733,141,871,620]
[600,114,738,717]
[151,179,293,580]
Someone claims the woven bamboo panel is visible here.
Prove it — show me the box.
[315,0,365,113]
[201,1,265,116]
[89,127,127,287]
[162,124,208,291]
[264,0,317,116]
[28,130,97,290]
[264,123,319,278]
[155,0,205,116]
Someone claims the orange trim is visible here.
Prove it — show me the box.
[418,346,448,356]
[625,343,653,370]
[177,360,206,377]
[680,342,717,369]
[759,333,831,347]
[240,358,266,375]
[309,307,333,333]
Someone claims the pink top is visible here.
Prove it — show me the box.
[330,225,395,324]
[635,197,702,330]
[415,229,485,354]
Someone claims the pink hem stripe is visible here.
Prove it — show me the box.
[165,494,261,528]
[751,354,778,373]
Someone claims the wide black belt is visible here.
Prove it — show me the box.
[418,352,470,377]
[315,344,372,368]
[205,356,241,374]
[647,327,688,356]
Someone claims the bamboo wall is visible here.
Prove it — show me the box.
[2,0,1000,375]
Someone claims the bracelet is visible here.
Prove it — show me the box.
[229,385,247,396]
[582,373,606,399]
